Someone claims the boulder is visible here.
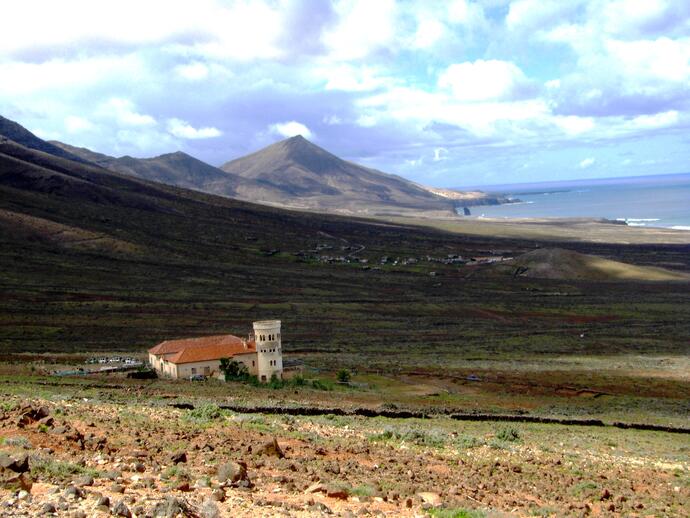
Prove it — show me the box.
[256,437,284,458]
[216,461,248,484]
[113,500,132,517]
[0,453,29,473]
[169,452,187,464]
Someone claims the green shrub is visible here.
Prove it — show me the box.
[183,403,225,423]
[496,426,521,442]
[368,427,446,448]
[31,459,99,482]
[336,369,351,383]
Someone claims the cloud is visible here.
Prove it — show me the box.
[438,60,533,102]
[166,118,222,139]
[322,0,397,60]
[64,115,95,134]
[269,121,313,139]
[174,62,209,81]
[100,99,156,127]
[579,157,595,168]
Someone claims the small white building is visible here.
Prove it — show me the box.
[148,320,283,382]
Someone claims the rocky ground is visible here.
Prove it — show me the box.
[1,396,688,517]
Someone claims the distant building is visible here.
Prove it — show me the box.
[148,320,283,382]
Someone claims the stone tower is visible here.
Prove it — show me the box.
[253,320,283,382]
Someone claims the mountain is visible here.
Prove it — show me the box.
[51,142,249,198]
[221,135,456,216]
[0,115,87,163]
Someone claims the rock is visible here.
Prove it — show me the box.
[0,471,32,492]
[211,488,225,502]
[417,492,441,507]
[216,461,248,484]
[256,437,284,458]
[325,484,349,500]
[96,496,110,507]
[176,481,191,492]
[63,485,85,499]
[41,502,57,514]
[38,416,55,428]
[305,482,327,494]
[309,502,332,514]
[169,452,187,464]
[600,488,611,500]
[151,496,185,517]
[74,474,94,487]
[113,500,132,517]
[16,489,30,501]
[110,483,125,493]
[200,498,220,518]
[0,453,29,473]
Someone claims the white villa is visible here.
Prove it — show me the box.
[148,320,283,382]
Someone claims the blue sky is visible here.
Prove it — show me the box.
[1,0,689,187]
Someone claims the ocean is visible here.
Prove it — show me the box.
[461,173,690,230]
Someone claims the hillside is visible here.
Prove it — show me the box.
[1,118,689,358]
[51,142,251,198]
[501,248,690,282]
[221,135,456,216]
[0,115,86,163]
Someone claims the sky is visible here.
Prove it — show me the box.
[1,0,689,187]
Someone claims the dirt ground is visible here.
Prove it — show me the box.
[1,391,688,518]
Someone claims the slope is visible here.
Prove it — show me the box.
[1,119,689,358]
[52,141,248,198]
[502,248,690,282]
[0,116,86,163]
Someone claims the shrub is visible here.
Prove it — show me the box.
[496,426,521,442]
[219,358,250,382]
[368,427,446,448]
[336,369,351,383]
[183,403,225,423]
[31,459,99,482]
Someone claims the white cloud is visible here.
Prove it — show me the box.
[448,0,486,25]
[579,157,595,168]
[413,18,446,48]
[628,110,679,129]
[64,115,95,134]
[166,118,222,139]
[174,62,209,81]
[100,98,156,127]
[553,115,595,135]
[0,55,144,95]
[438,60,530,102]
[322,0,397,60]
[323,115,342,125]
[269,121,313,139]
[506,0,580,32]
[320,65,391,92]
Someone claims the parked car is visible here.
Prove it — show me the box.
[189,374,206,381]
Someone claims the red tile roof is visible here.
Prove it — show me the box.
[149,334,256,365]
